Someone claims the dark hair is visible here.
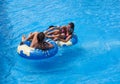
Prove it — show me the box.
[68,22,74,35]
[68,28,74,35]
[37,32,45,43]
[49,25,55,28]
[37,32,50,50]
[68,22,74,30]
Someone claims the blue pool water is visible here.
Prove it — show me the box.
[0,0,120,84]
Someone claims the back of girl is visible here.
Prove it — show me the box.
[36,32,53,50]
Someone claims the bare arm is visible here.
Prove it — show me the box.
[46,34,59,38]
[59,35,72,42]
[46,30,56,35]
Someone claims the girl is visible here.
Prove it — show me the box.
[21,32,53,50]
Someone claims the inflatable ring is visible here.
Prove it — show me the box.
[56,34,78,47]
[17,39,58,59]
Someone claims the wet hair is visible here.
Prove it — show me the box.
[37,32,45,43]
[68,22,74,30]
[37,32,50,50]
[68,28,74,35]
[68,22,74,35]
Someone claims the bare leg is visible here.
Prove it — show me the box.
[44,27,55,34]
[46,30,60,35]
[21,32,38,42]
[30,32,39,48]
[27,32,33,41]
[26,32,38,41]
[53,37,59,41]
[28,32,33,37]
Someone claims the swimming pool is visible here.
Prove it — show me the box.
[0,0,120,84]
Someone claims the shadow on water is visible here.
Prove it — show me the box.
[15,45,86,73]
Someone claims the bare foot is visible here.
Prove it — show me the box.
[28,32,33,37]
[44,31,48,35]
[22,35,26,41]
